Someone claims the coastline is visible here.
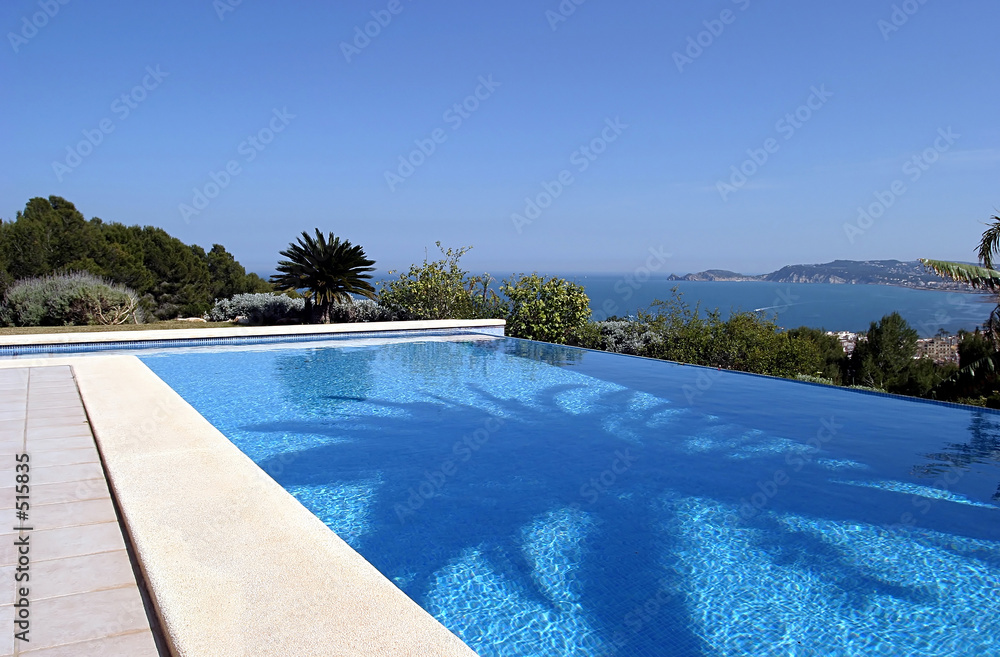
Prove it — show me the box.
[570,279,991,337]
[666,280,990,296]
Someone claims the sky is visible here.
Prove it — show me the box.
[1,0,998,276]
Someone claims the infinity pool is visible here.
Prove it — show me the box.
[141,333,1000,656]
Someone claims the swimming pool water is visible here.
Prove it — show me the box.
[141,335,1000,656]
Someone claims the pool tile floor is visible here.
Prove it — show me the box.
[0,366,160,656]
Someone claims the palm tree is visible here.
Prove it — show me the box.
[270,229,376,323]
[922,214,1000,374]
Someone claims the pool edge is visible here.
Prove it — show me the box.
[0,319,506,350]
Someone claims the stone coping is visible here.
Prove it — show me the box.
[0,319,506,347]
[0,350,482,655]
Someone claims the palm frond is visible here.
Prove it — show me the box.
[920,259,1000,291]
[978,216,1000,269]
[931,350,996,393]
[962,352,1000,378]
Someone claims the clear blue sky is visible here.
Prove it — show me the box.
[2,0,998,275]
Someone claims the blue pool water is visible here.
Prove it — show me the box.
[141,334,1000,656]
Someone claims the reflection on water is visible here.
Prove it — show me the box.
[142,338,1000,657]
[912,412,1000,501]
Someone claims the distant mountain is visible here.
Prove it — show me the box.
[668,260,974,292]
[668,269,758,282]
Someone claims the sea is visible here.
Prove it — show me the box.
[372,274,993,338]
[566,277,992,337]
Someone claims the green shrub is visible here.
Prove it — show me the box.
[502,274,591,345]
[593,320,662,355]
[1,272,142,326]
[328,298,399,323]
[207,293,404,325]
[952,395,1000,408]
[636,289,714,364]
[206,293,304,325]
[847,384,887,393]
[795,374,836,385]
[379,243,505,320]
[571,321,604,350]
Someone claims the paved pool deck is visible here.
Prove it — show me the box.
[0,320,502,656]
[0,365,161,656]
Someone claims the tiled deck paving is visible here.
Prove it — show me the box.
[0,366,160,656]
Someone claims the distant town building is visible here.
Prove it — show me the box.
[916,335,960,365]
[827,331,960,364]
[827,331,862,356]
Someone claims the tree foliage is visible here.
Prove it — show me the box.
[786,326,847,384]
[847,312,919,391]
[0,196,270,319]
[206,245,272,300]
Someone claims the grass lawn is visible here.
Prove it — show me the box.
[0,321,237,336]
